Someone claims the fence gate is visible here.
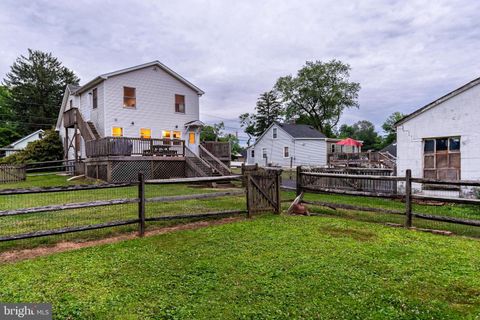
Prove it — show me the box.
[244,165,282,216]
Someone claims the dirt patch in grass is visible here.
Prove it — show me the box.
[0,217,243,263]
[318,225,376,241]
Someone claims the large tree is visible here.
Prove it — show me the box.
[254,90,283,135]
[238,90,282,143]
[200,122,225,142]
[2,49,80,135]
[351,120,381,151]
[0,86,21,147]
[275,60,360,137]
[381,111,405,147]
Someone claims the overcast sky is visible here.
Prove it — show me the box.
[1,0,480,143]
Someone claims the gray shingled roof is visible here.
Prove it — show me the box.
[381,142,397,157]
[278,123,326,138]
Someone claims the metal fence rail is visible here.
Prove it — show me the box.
[0,165,26,183]
[297,166,480,237]
[0,168,283,252]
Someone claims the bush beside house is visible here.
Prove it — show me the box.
[0,130,63,164]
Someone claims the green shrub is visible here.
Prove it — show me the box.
[0,130,63,164]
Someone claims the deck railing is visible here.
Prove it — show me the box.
[63,108,97,141]
[85,137,185,158]
[328,151,396,169]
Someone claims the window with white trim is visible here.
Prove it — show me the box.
[251,150,254,157]
[140,128,151,139]
[123,87,136,108]
[112,127,123,137]
[272,128,277,139]
[284,146,289,158]
[262,148,267,159]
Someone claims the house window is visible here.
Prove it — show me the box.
[284,146,289,158]
[163,130,171,145]
[189,132,195,144]
[272,128,277,139]
[262,148,267,159]
[331,144,335,153]
[423,136,461,180]
[69,100,73,108]
[123,87,136,108]
[175,94,185,113]
[251,150,254,158]
[140,128,151,139]
[112,127,123,137]
[173,131,182,145]
[92,88,98,109]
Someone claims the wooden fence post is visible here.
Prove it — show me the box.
[246,175,252,218]
[275,170,281,214]
[138,172,146,236]
[405,169,412,228]
[296,165,302,196]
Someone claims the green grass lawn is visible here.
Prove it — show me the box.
[0,173,98,190]
[0,215,479,319]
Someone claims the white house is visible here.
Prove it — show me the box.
[246,122,328,167]
[55,61,205,160]
[0,129,44,157]
[396,77,480,194]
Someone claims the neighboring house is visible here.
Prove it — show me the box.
[55,61,205,161]
[246,122,328,167]
[380,142,397,158]
[0,130,44,157]
[326,138,362,154]
[395,77,480,195]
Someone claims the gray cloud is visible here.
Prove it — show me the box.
[1,0,480,144]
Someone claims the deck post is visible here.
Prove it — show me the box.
[138,172,146,236]
[405,169,413,228]
[296,165,302,196]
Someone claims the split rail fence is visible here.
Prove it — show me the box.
[0,169,281,250]
[297,166,480,237]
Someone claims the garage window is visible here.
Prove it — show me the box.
[423,137,461,180]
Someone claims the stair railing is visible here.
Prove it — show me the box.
[185,147,213,177]
[66,108,96,142]
[199,145,231,176]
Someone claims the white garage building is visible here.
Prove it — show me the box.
[395,77,480,195]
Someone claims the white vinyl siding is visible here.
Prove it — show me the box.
[246,124,327,167]
[103,66,199,140]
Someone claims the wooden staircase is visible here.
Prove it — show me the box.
[63,108,99,142]
[185,147,213,177]
[199,145,231,176]
[87,121,100,139]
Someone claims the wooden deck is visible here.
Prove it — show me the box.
[328,151,396,169]
[85,137,186,158]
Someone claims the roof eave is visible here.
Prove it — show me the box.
[74,76,107,95]
[395,76,480,127]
